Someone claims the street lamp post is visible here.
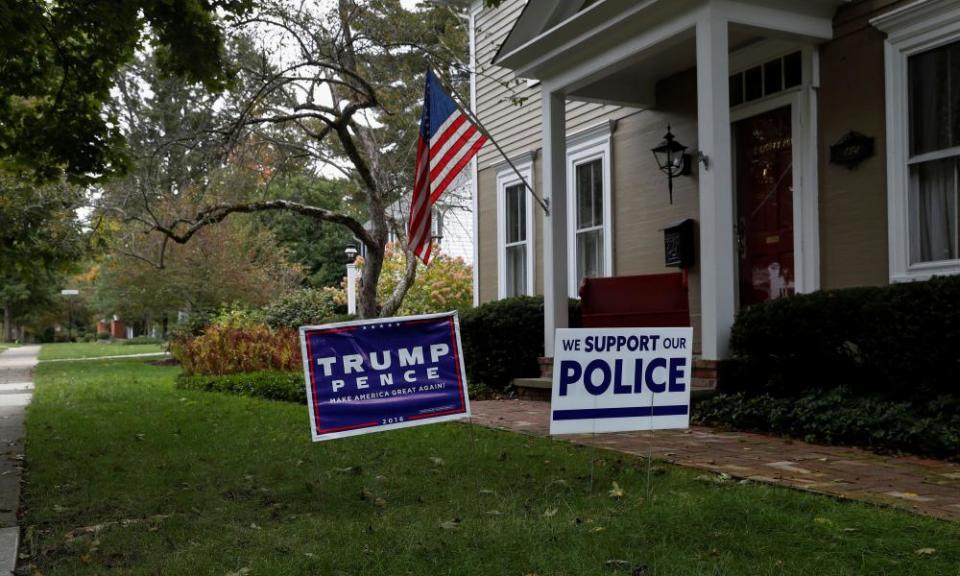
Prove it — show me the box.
[345,245,359,316]
[60,289,79,342]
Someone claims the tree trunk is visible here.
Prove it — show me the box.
[2,304,11,343]
[162,314,168,338]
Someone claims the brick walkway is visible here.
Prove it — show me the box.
[470,399,960,521]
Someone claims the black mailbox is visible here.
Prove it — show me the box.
[664,218,695,269]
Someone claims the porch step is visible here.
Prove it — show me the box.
[512,377,717,402]
[512,377,551,401]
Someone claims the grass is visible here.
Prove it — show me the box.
[38,342,165,361]
[0,342,19,353]
[22,358,960,576]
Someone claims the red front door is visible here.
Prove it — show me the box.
[735,106,795,307]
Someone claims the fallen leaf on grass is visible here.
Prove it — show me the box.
[605,559,631,570]
[543,508,558,518]
[333,466,361,475]
[429,457,445,466]
[608,482,625,499]
[225,568,251,576]
[915,548,936,556]
[479,489,496,495]
[373,498,387,508]
[590,527,607,534]
[485,510,502,516]
[439,518,461,530]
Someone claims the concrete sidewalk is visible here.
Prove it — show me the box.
[471,399,960,521]
[0,346,39,575]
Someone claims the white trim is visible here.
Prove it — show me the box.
[566,125,614,298]
[496,159,535,299]
[469,6,480,306]
[876,0,960,282]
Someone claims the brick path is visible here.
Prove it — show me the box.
[471,399,960,521]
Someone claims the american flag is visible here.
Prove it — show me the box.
[408,69,486,264]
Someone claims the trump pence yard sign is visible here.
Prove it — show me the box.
[550,327,693,435]
[299,312,470,441]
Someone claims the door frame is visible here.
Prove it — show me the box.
[729,52,820,306]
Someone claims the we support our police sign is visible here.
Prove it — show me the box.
[299,312,470,441]
[550,328,693,435]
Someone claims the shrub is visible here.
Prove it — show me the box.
[170,323,300,375]
[176,372,306,403]
[122,336,164,345]
[728,275,960,401]
[693,389,960,461]
[459,296,581,393]
[96,331,111,341]
[262,287,345,329]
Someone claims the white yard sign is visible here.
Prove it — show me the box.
[550,327,694,435]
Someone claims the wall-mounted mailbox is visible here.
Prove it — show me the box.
[664,218,696,269]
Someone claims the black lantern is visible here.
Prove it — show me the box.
[651,125,691,204]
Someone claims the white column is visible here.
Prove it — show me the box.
[346,263,358,315]
[696,12,736,360]
[542,88,568,360]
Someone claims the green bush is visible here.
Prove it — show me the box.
[262,288,345,329]
[122,336,164,345]
[693,389,960,461]
[176,372,306,403]
[96,331,111,341]
[728,275,960,400]
[459,296,581,393]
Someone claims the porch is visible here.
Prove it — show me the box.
[492,0,844,366]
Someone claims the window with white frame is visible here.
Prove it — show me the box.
[907,42,960,264]
[876,2,960,280]
[567,124,613,296]
[497,159,534,298]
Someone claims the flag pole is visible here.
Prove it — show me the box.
[431,67,551,216]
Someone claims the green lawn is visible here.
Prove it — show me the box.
[22,359,960,575]
[38,342,165,361]
[0,342,18,353]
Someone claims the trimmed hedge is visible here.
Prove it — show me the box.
[693,389,960,461]
[728,275,960,400]
[176,371,306,403]
[459,296,580,393]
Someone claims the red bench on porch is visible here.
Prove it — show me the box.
[578,272,690,328]
[515,272,696,401]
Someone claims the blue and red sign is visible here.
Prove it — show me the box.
[299,312,470,441]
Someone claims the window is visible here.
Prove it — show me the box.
[566,123,613,296]
[497,158,534,298]
[730,51,803,108]
[907,43,960,264]
[574,159,604,283]
[876,2,960,280]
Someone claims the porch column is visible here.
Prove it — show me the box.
[695,12,736,360]
[542,88,568,360]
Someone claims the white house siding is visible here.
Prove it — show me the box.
[473,0,636,170]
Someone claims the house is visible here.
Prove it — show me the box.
[362,181,474,263]
[468,0,960,379]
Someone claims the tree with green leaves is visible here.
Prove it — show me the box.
[0,0,251,181]
[0,173,87,341]
[108,0,473,318]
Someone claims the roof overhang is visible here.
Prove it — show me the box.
[493,0,848,86]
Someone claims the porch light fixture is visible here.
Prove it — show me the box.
[651,125,691,204]
[344,244,359,262]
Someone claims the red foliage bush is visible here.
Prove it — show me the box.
[170,323,301,375]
